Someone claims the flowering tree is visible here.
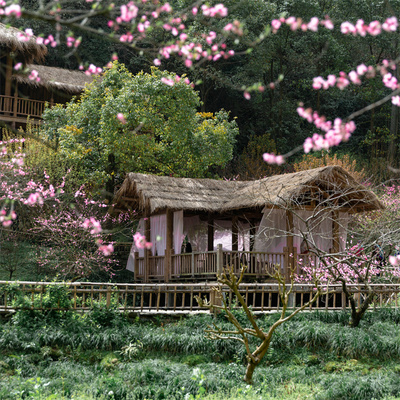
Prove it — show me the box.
[31,191,118,280]
[0,137,61,227]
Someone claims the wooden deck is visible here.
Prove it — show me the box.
[1,281,399,315]
[0,94,46,125]
[130,246,311,282]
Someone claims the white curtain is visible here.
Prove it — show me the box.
[293,210,312,253]
[173,210,184,254]
[293,209,349,254]
[183,216,207,252]
[150,214,167,256]
[126,218,144,272]
[214,220,232,250]
[254,208,287,253]
[213,220,250,251]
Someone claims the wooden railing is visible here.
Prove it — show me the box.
[0,95,46,120]
[129,245,321,282]
[1,281,400,313]
[171,251,218,278]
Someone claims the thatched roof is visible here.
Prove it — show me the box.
[115,173,247,213]
[223,166,382,212]
[13,64,93,94]
[0,23,47,63]
[114,166,383,215]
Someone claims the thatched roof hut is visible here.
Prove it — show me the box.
[0,23,47,64]
[113,166,383,215]
[223,166,382,212]
[13,64,93,94]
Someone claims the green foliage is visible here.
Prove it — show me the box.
[2,311,400,398]
[40,62,238,188]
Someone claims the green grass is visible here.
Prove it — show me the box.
[3,310,400,399]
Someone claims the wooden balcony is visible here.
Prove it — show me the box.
[130,246,317,283]
[0,94,46,125]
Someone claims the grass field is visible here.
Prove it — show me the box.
[2,308,400,399]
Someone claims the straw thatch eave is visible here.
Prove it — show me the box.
[13,64,93,94]
[114,173,246,214]
[222,166,383,213]
[0,23,47,64]
[113,167,383,216]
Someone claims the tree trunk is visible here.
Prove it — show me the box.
[244,360,258,384]
[349,292,375,328]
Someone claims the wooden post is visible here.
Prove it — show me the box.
[144,211,151,283]
[332,210,340,253]
[217,243,223,276]
[134,251,139,282]
[164,209,173,283]
[191,252,195,277]
[285,210,294,282]
[207,215,214,251]
[249,221,256,251]
[283,246,290,282]
[232,215,238,252]
[106,286,111,308]
[13,83,18,120]
[293,246,298,275]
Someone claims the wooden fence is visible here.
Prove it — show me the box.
[0,95,46,120]
[1,281,400,314]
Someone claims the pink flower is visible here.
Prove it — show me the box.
[307,17,319,32]
[99,244,114,256]
[263,152,285,165]
[356,64,368,76]
[367,20,382,36]
[389,255,400,266]
[341,21,356,35]
[348,70,361,85]
[14,63,23,71]
[5,4,22,18]
[161,77,175,86]
[28,69,40,82]
[271,19,281,32]
[392,96,400,106]
[383,17,398,32]
[160,2,172,13]
[117,113,127,124]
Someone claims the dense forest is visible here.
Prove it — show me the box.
[16,0,400,183]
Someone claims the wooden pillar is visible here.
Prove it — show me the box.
[332,210,340,253]
[144,209,151,283]
[164,209,173,282]
[207,215,214,251]
[216,243,223,276]
[285,210,294,281]
[4,55,13,114]
[134,251,139,282]
[232,215,238,252]
[4,55,12,97]
[12,82,18,129]
[249,221,256,251]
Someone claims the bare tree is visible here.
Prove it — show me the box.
[196,265,322,384]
